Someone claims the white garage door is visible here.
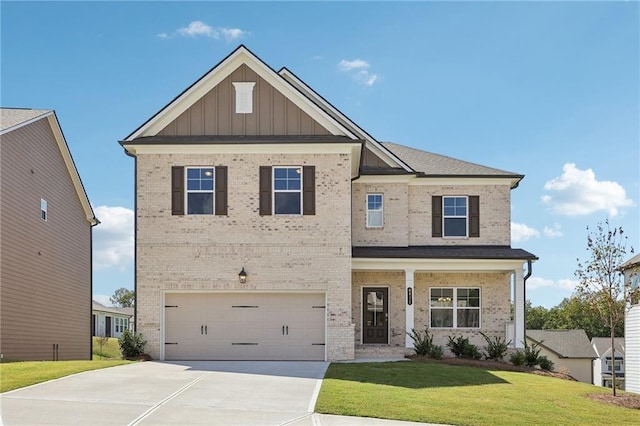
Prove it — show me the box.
[164,293,326,361]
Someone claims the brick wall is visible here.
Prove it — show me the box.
[136,151,354,360]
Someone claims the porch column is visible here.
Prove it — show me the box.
[405,268,415,348]
[514,266,525,348]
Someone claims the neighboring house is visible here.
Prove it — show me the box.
[120,45,536,361]
[526,330,596,384]
[591,337,625,389]
[0,108,98,361]
[92,301,134,338]
[621,253,640,393]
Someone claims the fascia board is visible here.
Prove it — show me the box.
[47,114,97,225]
[352,257,527,272]
[279,68,413,173]
[126,47,357,141]
[408,177,517,187]
[0,110,53,136]
[354,175,414,184]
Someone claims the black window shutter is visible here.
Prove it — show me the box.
[171,166,184,215]
[469,196,480,237]
[302,166,316,215]
[215,166,228,215]
[259,166,272,215]
[432,196,442,237]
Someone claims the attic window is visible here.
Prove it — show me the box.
[232,82,256,114]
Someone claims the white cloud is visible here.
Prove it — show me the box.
[159,21,247,42]
[93,206,134,271]
[541,163,633,217]
[511,222,540,243]
[338,59,379,86]
[527,277,578,291]
[543,223,563,238]
[338,59,370,71]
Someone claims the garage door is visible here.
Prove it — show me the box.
[164,293,325,361]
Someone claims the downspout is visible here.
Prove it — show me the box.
[89,217,100,360]
[523,259,533,338]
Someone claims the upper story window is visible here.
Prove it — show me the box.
[41,199,47,221]
[605,358,623,372]
[187,167,215,215]
[260,166,315,216]
[366,194,383,228]
[430,287,480,328]
[432,195,480,238]
[273,167,302,215]
[171,166,227,216]
[443,196,467,237]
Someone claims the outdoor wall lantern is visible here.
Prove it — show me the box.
[238,267,248,284]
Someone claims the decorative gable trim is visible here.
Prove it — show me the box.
[125,45,358,141]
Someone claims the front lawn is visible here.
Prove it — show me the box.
[92,337,121,359]
[315,362,638,425]
[0,360,130,393]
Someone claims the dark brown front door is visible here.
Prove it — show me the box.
[105,316,112,337]
[362,288,388,344]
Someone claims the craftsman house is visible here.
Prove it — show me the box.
[0,108,97,361]
[120,46,536,361]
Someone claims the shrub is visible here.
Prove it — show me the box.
[523,341,543,367]
[480,332,510,361]
[447,336,481,359]
[538,356,554,371]
[118,330,147,359]
[509,350,526,366]
[407,327,443,359]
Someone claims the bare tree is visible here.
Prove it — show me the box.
[575,220,633,396]
[95,334,110,359]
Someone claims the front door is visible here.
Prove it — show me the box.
[362,288,388,344]
[105,316,112,337]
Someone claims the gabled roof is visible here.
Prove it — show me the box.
[92,301,134,317]
[382,142,523,188]
[621,254,640,271]
[527,329,596,359]
[124,45,359,141]
[591,337,625,357]
[278,67,412,172]
[0,108,97,225]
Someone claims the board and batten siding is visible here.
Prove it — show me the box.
[0,117,92,361]
[158,64,331,137]
[626,305,640,394]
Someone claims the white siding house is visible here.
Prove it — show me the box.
[622,254,640,394]
[591,337,625,390]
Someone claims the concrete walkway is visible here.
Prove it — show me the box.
[0,361,438,425]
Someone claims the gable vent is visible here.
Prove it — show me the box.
[232,82,256,114]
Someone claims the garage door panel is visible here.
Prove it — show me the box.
[164,293,325,360]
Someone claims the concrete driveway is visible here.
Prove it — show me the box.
[1,361,433,426]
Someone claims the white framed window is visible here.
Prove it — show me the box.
[273,166,302,215]
[430,287,480,328]
[366,194,383,228]
[443,196,467,237]
[606,358,623,372]
[186,167,215,215]
[41,199,47,221]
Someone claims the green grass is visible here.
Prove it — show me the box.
[315,362,638,425]
[0,360,131,393]
[92,337,121,359]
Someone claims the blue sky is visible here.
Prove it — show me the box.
[2,1,638,308]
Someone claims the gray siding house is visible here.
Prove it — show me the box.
[0,108,97,361]
[120,46,536,361]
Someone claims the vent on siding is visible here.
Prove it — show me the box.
[232,82,256,114]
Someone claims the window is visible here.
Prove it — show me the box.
[432,196,479,238]
[41,199,47,221]
[273,167,302,215]
[366,194,383,228]
[606,358,623,372]
[186,167,214,215]
[430,287,480,328]
[443,196,467,237]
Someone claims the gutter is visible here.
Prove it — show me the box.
[523,259,533,332]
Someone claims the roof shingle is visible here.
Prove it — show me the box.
[0,108,51,132]
[527,329,596,358]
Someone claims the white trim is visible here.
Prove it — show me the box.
[429,287,481,329]
[405,269,415,348]
[353,257,529,272]
[185,166,215,216]
[409,177,515,187]
[354,175,413,184]
[442,195,468,238]
[126,47,358,141]
[232,82,255,114]
[0,110,53,136]
[272,166,303,216]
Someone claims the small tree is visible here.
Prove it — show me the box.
[95,334,110,359]
[575,220,633,396]
[110,288,135,308]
